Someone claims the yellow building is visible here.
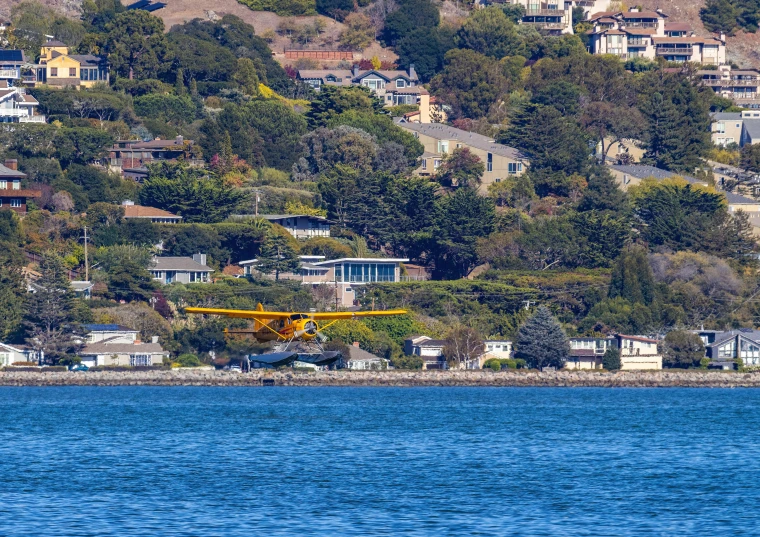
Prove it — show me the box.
[36,39,109,88]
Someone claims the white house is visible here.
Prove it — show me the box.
[81,324,139,344]
[151,254,213,285]
[615,334,663,370]
[404,335,447,370]
[0,342,38,366]
[79,338,167,367]
[566,337,615,370]
[345,343,390,370]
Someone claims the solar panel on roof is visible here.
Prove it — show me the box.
[0,50,23,62]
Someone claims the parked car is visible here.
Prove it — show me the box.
[70,364,89,372]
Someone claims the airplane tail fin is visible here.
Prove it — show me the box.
[253,303,265,332]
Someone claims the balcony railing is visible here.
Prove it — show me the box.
[623,21,658,28]
[0,69,19,78]
[0,109,28,117]
[19,115,46,123]
[524,8,566,16]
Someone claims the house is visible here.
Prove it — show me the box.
[615,334,663,370]
[519,2,574,35]
[403,335,447,370]
[722,191,760,235]
[71,281,94,299]
[566,337,615,370]
[35,39,109,88]
[694,329,760,367]
[711,112,743,147]
[107,136,200,173]
[700,66,760,108]
[0,49,28,84]
[345,343,390,370]
[122,201,182,224]
[0,159,40,215]
[240,255,409,307]
[608,164,708,191]
[0,342,39,366]
[587,9,725,64]
[396,121,528,192]
[150,254,214,284]
[81,324,140,344]
[258,214,333,238]
[79,338,167,367]
[0,81,44,123]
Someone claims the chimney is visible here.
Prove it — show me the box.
[176,135,183,144]
[152,336,159,344]
[353,341,360,347]
[193,253,207,266]
[4,159,17,170]
[352,64,359,78]
[408,63,417,80]
[122,200,135,206]
[720,32,726,42]
[656,7,663,13]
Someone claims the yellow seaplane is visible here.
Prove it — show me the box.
[185,303,406,367]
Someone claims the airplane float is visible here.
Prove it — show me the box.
[185,303,407,368]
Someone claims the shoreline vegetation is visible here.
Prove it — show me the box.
[2,370,760,388]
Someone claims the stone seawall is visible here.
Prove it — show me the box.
[1,370,760,387]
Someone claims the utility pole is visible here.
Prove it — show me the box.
[83,225,89,281]
[253,189,261,217]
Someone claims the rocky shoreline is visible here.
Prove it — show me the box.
[1,369,760,387]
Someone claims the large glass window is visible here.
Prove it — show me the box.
[718,340,736,358]
[130,354,150,366]
[740,339,760,360]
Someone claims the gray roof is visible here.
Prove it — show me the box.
[151,257,213,272]
[69,54,106,66]
[723,191,759,204]
[396,121,525,160]
[0,162,25,178]
[260,214,332,222]
[712,112,742,121]
[80,342,165,355]
[347,346,386,362]
[71,281,94,291]
[706,330,760,348]
[609,164,704,185]
[742,119,760,142]
[82,323,136,332]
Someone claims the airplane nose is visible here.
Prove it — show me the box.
[305,321,318,335]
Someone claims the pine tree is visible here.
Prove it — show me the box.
[602,347,621,371]
[608,245,655,305]
[175,68,187,96]
[24,254,80,364]
[257,233,301,281]
[514,306,569,370]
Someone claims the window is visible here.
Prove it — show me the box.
[737,123,742,128]
[718,340,736,358]
[396,79,405,88]
[716,122,725,133]
[334,264,342,282]
[69,67,76,77]
[0,180,6,189]
[421,159,427,170]
[434,159,442,169]
[437,140,449,154]
[494,178,501,183]
[487,153,493,172]
[12,180,19,190]
[50,67,57,76]
[508,162,522,174]
[10,199,20,208]
[130,354,150,366]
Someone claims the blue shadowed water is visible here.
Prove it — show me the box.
[0,386,758,536]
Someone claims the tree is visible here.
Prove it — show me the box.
[662,330,706,368]
[317,0,354,20]
[700,0,739,34]
[740,143,760,172]
[602,347,621,371]
[514,306,569,370]
[24,254,80,364]
[429,49,509,119]
[395,26,456,83]
[435,147,485,189]
[457,6,524,59]
[339,13,375,50]
[234,57,260,97]
[106,10,173,79]
[169,33,238,82]
[382,0,440,46]
[257,233,301,280]
[306,85,384,129]
[609,245,656,306]
[442,324,484,369]
[0,220,24,340]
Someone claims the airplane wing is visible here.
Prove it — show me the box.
[185,307,407,319]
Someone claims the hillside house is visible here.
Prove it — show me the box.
[700,66,760,108]
[608,164,707,191]
[0,81,44,123]
[108,136,200,172]
[0,49,29,85]
[82,324,140,344]
[712,112,744,147]
[34,39,109,88]
[0,160,40,215]
[151,254,213,284]
[240,255,408,307]
[260,214,332,238]
[396,121,528,192]
[587,9,725,64]
[122,201,182,224]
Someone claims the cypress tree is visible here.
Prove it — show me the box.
[609,245,655,305]
[514,306,569,370]
[602,347,621,371]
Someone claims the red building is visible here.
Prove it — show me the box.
[0,159,39,215]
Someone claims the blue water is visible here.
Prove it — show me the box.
[0,387,758,535]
